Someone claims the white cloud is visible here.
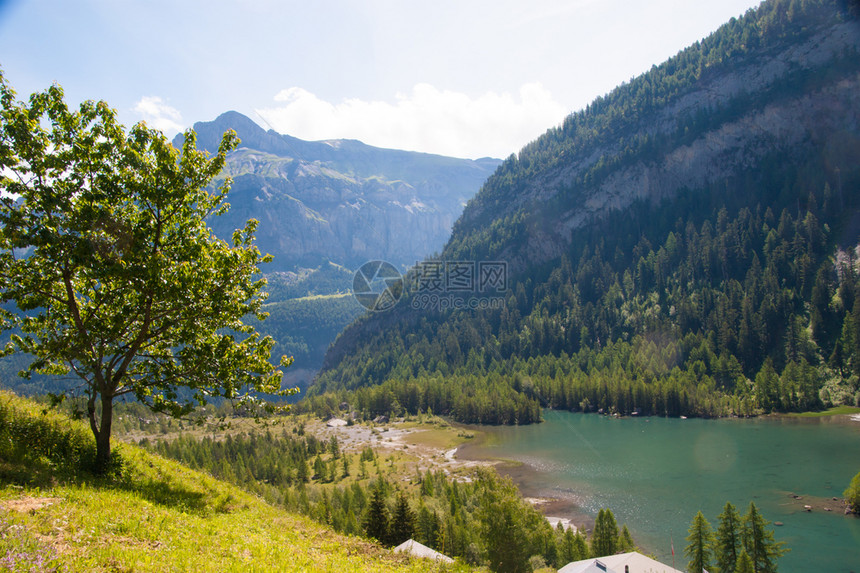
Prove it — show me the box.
[132,96,184,136]
[255,83,567,159]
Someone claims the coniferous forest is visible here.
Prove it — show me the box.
[310,0,860,425]
[142,425,634,571]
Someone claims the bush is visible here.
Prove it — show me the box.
[844,471,860,514]
[0,391,122,479]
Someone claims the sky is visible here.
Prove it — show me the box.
[0,0,762,160]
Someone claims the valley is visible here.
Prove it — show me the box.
[2,0,860,571]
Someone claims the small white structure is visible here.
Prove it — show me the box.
[393,539,454,563]
[559,551,683,573]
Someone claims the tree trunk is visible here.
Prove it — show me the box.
[92,394,114,473]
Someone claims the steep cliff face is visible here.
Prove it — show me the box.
[177,113,500,271]
[448,5,860,272]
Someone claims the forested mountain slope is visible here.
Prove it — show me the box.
[310,0,860,423]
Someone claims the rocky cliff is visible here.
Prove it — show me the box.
[448,3,860,272]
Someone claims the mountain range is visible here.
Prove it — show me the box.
[175,112,500,272]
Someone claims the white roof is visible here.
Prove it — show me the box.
[559,551,684,573]
[393,539,454,563]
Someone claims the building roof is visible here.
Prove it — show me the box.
[559,551,684,573]
[393,539,454,563]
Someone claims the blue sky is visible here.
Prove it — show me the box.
[0,0,761,159]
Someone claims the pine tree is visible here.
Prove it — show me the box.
[685,511,714,573]
[363,484,390,544]
[313,454,326,481]
[416,504,440,549]
[590,508,619,557]
[734,548,754,573]
[296,458,309,483]
[741,502,788,573]
[388,492,416,546]
[715,501,742,573]
[619,524,635,552]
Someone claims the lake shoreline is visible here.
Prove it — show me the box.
[454,424,597,533]
[453,409,860,570]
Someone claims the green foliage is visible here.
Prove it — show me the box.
[685,511,714,573]
[0,390,116,483]
[363,484,390,543]
[715,502,743,573]
[317,180,860,422]
[0,72,293,468]
[741,502,789,573]
[313,0,860,425]
[389,491,416,546]
[264,262,356,300]
[590,508,619,558]
[686,502,787,573]
[0,392,463,572]
[250,293,363,370]
[843,470,860,514]
[143,424,626,571]
[734,549,755,573]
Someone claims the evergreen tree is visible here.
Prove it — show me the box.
[684,511,714,573]
[573,531,589,562]
[363,484,390,544]
[313,454,326,481]
[734,548,754,573]
[715,501,742,573]
[296,458,309,483]
[619,524,635,552]
[741,502,788,573]
[388,492,416,546]
[590,508,619,557]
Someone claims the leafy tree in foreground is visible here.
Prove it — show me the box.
[684,511,714,573]
[478,480,531,573]
[0,72,293,470]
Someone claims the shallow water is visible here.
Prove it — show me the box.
[461,410,860,571]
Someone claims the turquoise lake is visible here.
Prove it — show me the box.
[460,410,860,572]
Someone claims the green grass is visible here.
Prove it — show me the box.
[789,405,860,418]
[789,405,860,417]
[0,391,469,572]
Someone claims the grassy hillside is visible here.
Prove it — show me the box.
[0,391,466,572]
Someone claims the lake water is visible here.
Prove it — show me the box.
[459,410,860,572]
